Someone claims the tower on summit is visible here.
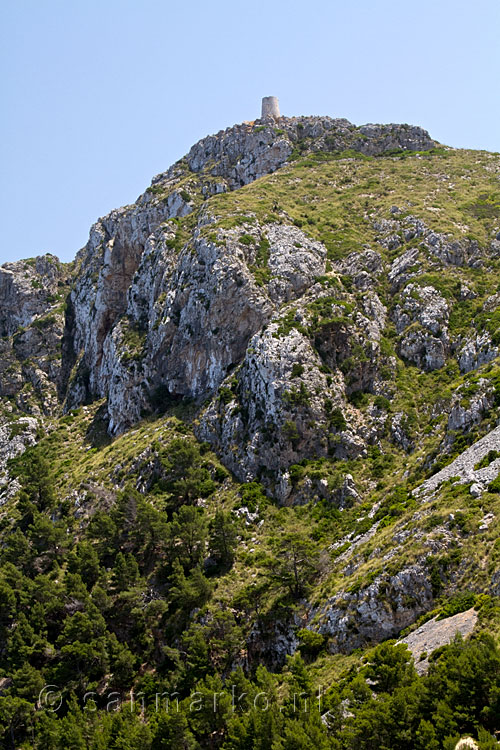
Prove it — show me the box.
[261,96,280,119]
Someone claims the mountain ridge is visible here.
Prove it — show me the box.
[0,112,500,748]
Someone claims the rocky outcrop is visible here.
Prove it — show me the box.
[197,283,389,491]
[247,612,302,669]
[376,213,483,270]
[198,324,340,488]
[333,249,384,291]
[457,333,498,373]
[454,740,479,750]
[400,607,478,675]
[446,378,494,437]
[491,568,500,596]
[286,471,360,508]
[390,412,414,452]
[186,117,435,190]
[0,256,69,413]
[0,254,64,337]
[0,416,39,505]
[101,220,326,434]
[67,195,194,410]
[392,284,450,371]
[311,563,433,653]
[414,423,500,498]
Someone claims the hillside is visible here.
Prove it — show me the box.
[0,112,500,748]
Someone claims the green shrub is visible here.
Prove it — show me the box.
[329,407,347,431]
[488,475,500,493]
[297,628,325,658]
[475,450,500,471]
[238,481,268,511]
[219,387,234,405]
[374,395,391,411]
[283,383,311,407]
[348,391,370,408]
[437,592,477,620]
[283,420,300,445]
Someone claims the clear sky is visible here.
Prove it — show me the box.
[1,0,499,264]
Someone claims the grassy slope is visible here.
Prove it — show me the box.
[205,147,500,251]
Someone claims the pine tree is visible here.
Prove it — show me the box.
[152,712,197,750]
[112,552,140,592]
[267,530,319,598]
[170,506,207,569]
[209,510,237,568]
[17,446,56,511]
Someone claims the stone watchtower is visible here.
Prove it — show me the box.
[261,96,280,119]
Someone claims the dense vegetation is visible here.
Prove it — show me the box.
[0,437,499,749]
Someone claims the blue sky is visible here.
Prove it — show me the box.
[1,0,499,264]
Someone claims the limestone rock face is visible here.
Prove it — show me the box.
[393,284,450,371]
[388,247,421,292]
[446,378,493,435]
[60,115,434,425]
[0,255,69,413]
[334,249,383,291]
[197,284,390,492]
[0,255,63,337]
[265,223,327,303]
[376,214,482,270]
[399,330,447,372]
[0,416,39,505]
[103,223,292,432]
[456,295,500,374]
[390,412,414,452]
[457,333,498,373]
[491,567,500,596]
[68,195,193,408]
[72,211,332,435]
[401,608,478,675]
[198,325,335,486]
[311,563,433,653]
[414,423,500,499]
[185,117,435,190]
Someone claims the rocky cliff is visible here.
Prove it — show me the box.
[60,115,436,438]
